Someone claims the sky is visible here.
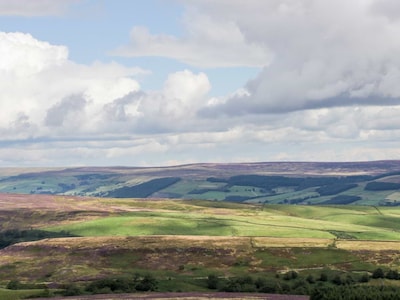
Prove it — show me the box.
[1,0,400,167]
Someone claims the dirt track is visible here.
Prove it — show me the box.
[34,292,309,299]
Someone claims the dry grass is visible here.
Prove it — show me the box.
[336,240,400,250]
[1,234,400,285]
[252,237,333,248]
[6,236,349,251]
[0,194,111,212]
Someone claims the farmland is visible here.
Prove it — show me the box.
[1,161,400,206]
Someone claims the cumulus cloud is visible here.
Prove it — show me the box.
[0,31,144,140]
[0,32,68,75]
[0,0,79,16]
[114,0,400,114]
[45,94,87,127]
[138,70,210,122]
[100,69,211,134]
[188,0,400,115]
[0,31,214,148]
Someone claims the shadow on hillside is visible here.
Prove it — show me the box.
[0,229,78,249]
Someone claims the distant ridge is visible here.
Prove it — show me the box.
[2,160,399,177]
[1,160,400,206]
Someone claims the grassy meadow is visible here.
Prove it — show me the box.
[0,288,51,300]
[43,200,400,241]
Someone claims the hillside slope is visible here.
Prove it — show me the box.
[1,161,400,205]
[1,194,400,298]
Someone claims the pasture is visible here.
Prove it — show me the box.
[44,200,400,241]
[2,161,400,206]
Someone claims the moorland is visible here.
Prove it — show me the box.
[1,160,400,206]
[1,161,400,299]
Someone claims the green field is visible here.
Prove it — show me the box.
[0,288,50,300]
[43,202,400,241]
[2,161,400,207]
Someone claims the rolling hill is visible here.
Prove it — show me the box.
[1,194,400,298]
[1,161,400,206]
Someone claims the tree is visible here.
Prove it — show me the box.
[63,284,83,296]
[306,274,316,284]
[259,281,277,293]
[7,280,21,290]
[332,275,342,285]
[284,270,298,280]
[207,274,219,289]
[136,274,158,291]
[386,269,399,280]
[255,277,267,289]
[372,268,385,279]
[359,273,370,283]
[344,275,354,285]
[319,272,328,282]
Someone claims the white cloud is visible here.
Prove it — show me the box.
[0,32,68,75]
[114,0,400,114]
[0,31,214,145]
[112,20,271,68]
[193,0,400,114]
[99,69,211,134]
[0,0,79,16]
[0,32,144,140]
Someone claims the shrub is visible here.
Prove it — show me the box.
[207,274,219,289]
[255,277,267,289]
[386,269,399,280]
[319,272,328,282]
[259,281,277,293]
[332,275,342,285]
[7,280,21,290]
[306,274,316,284]
[372,268,385,279]
[63,284,83,296]
[136,274,158,291]
[359,273,370,283]
[283,270,298,280]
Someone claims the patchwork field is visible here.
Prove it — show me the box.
[1,161,400,206]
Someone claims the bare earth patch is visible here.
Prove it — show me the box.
[33,292,309,299]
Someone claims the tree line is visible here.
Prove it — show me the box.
[6,267,400,299]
